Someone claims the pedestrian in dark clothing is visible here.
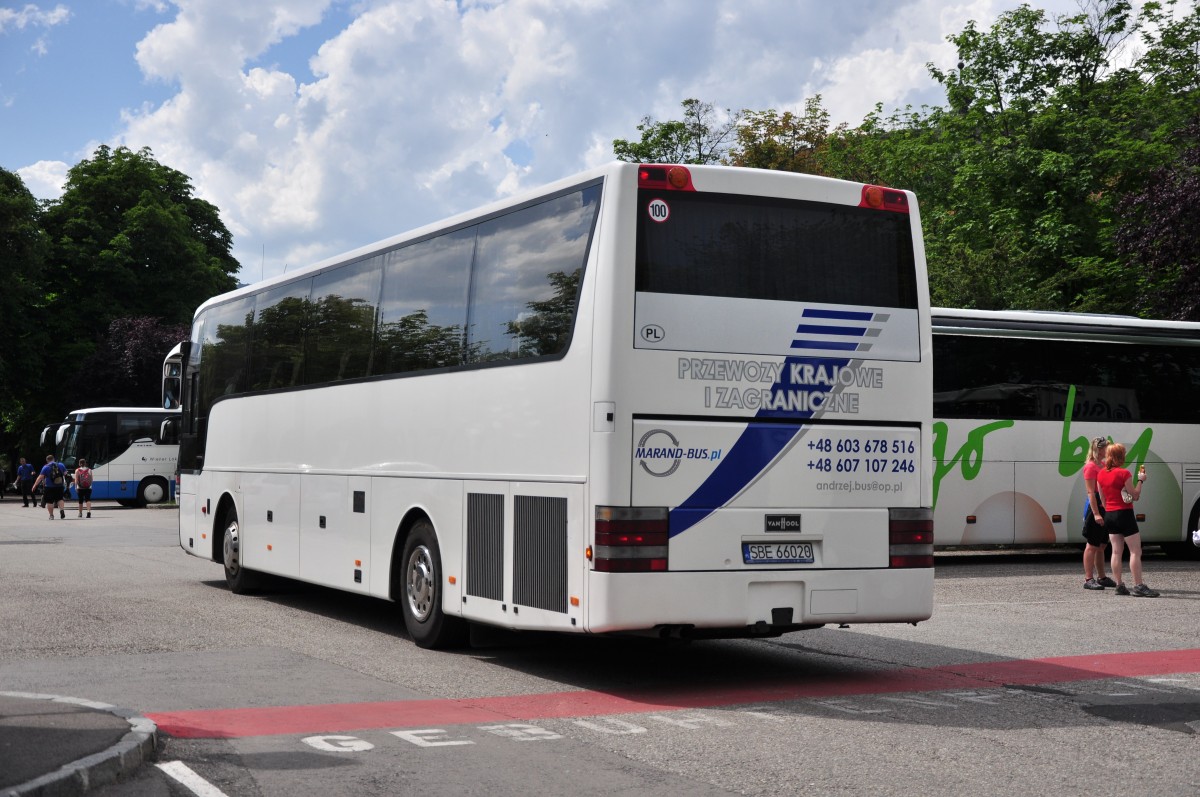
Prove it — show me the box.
[31,454,68,520]
[16,458,36,507]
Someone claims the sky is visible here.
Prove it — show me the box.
[1,0,1113,284]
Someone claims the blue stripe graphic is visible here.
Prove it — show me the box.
[794,324,865,336]
[803,308,873,321]
[792,308,875,353]
[790,340,859,351]
[668,355,851,538]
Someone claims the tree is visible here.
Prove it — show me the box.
[31,145,241,432]
[67,317,190,408]
[613,99,742,165]
[1115,117,1200,320]
[611,5,1200,318]
[41,145,239,339]
[0,169,49,466]
[727,97,839,174]
[879,0,1197,312]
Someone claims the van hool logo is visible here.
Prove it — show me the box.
[636,429,682,477]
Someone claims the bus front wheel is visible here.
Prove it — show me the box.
[222,509,260,594]
[399,520,467,649]
[138,477,169,505]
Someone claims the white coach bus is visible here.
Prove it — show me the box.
[44,407,180,505]
[932,307,1200,558]
[176,162,935,648]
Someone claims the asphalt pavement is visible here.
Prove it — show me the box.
[0,692,157,796]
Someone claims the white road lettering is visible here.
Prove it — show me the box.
[301,735,375,752]
[390,729,474,747]
[478,723,563,741]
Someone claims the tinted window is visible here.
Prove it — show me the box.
[375,229,474,374]
[467,185,600,361]
[249,279,312,391]
[308,257,382,383]
[934,334,1200,423]
[197,296,254,424]
[636,191,918,309]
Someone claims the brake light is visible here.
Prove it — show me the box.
[889,507,934,568]
[593,506,669,572]
[637,164,695,191]
[859,185,910,214]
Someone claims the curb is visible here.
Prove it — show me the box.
[0,692,158,797]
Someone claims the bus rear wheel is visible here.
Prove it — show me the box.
[399,520,467,649]
[222,509,261,594]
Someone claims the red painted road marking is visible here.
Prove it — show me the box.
[148,648,1200,739]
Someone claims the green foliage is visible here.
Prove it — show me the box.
[613,0,1200,320]
[0,168,49,447]
[727,97,839,174]
[41,145,239,338]
[613,99,741,164]
[1,146,242,464]
[1115,116,1200,320]
[69,317,190,407]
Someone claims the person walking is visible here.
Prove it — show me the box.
[16,457,37,507]
[31,454,68,520]
[1081,436,1116,590]
[74,458,94,518]
[1095,442,1159,597]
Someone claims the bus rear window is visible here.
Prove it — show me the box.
[635,190,918,310]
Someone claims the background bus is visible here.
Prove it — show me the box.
[44,407,180,506]
[177,162,934,648]
[163,343,183,410]
[932,307,1200,558]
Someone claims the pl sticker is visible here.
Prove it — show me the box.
[647,198,670,223]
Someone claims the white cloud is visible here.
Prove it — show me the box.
[109,0,1097,284]
[0,3,71,34]
[16,159,68,197]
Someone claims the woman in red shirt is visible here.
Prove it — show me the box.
[1094,443,1158,597]
[1080,436,1115,590]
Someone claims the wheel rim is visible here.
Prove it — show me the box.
[223,521,241,578]
[406,544,435,622]
[142,481,165,504]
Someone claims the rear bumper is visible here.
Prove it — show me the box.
[585,566,933,634]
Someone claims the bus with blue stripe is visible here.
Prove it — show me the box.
[48,407,179,506]
[175,162,934,648]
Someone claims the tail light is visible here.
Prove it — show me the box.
[592,506,669,572]
[859,185,910,214]
[637,165,695,191]
[889,507,934,568]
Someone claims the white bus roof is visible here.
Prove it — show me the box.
[932,306,1200,340]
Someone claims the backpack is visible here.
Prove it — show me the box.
[49,463,64,486]
[76,467,92,488]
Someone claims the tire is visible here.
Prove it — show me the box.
[399,520,467,649]
[138,477,168,505]
[1165,501,1200,560]
[222,507,261,594]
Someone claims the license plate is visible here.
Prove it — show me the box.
[742,542,814,564]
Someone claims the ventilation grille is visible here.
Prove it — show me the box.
[513,495,568,613]
[1184,467,1200,483]
[466,493,504,600]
